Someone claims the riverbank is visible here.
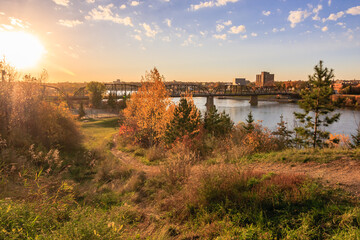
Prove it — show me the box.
[217,95,298,103]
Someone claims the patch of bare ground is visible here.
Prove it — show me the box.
[111,140,360,197]
[243,158,360,197]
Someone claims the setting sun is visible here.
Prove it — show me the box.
[0,31,45,69]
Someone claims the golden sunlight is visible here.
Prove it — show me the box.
[0,31,45,69]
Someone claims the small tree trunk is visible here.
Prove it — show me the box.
[313,99,319,148]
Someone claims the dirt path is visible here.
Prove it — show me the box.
[243,159,360,197]
[111,144,160,177]
[111,142,360,196]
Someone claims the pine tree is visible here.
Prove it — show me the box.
[204,105,233,137]
[273,114,293,148]
[165,97,201,144]
[351,125,360,148]
[78,102,86,119]
[107,93,116,109]
[294,60,340,148]
[244,111,255,132]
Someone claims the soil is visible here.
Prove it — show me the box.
[112,143,360,197]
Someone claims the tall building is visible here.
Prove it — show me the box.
[256,71,275,87]
[233,78,247,86]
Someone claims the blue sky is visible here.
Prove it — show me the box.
[0,0,359,82]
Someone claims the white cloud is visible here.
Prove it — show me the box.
[162,36,171,42]
[240,35,247,39]
[280,27,285,32]
[190,0,238,11]
[0,12,5,15]
[52,0,69,7]
[228,25,246,34]
[346,6,360,15]
[9,17,28,29]
[142,23,158,38]
[223,20,232,26]
[288,9,311,28]
[312,4,322,21]
[325,11,344,21]
[86,0,95,3]
[164,18,171,27]
[262,10,271,16]
[130,1,140,7]
[272,28,278,33]
[251,32,257,37]
[216,24,224,32]
[120,4,126,9]
[133,35,142,41]
[58,19,83,27]
[86,4,133,26]
[322,26,328,32]
[213,34,227,40]
[328,0,331,6]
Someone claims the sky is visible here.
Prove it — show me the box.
[0,0,359,82]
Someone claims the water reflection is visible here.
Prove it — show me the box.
[173,97,360,137]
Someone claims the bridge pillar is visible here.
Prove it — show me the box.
[206,96,214,111]
[249,95,258,106]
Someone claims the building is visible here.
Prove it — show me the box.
[233,78,248,86]
[332,80,360,93]
[256,71,275,87]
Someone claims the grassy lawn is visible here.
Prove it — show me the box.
[80,117,119,152]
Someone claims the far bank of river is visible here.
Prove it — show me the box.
[173,97,360,137]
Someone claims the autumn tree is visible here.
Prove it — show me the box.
[86,81,106,108]
[165,97,201,144]
[294,60,340,148]
[204,105,233,138]
[122,68,173,147]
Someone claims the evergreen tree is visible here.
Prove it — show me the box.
[273,114,293,148]
[107,93,116,109]
[244,111,255,132]
[165,97,201,144]
[351,125,360,148]
[204,106,233,137]
[78,102,86,119]
[294,60,340,148]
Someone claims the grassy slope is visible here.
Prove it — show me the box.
[1,118,360,239]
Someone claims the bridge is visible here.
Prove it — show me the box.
[42,83,297,108]
[105,83,298,108]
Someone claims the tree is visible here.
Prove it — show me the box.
[122,68,174,147]
[204,105,233,137]
[244,111,255,133]
[78,102,86,119]
[107,93,117,109]
[86,81,106,108]
[351,125,360,148]
[165,97,201,144]
[294,60,340,148]
[272,114,293,148]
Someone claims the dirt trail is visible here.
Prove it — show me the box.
[243,159,360,196]
[111,145,160,177]
[111,142,360,196]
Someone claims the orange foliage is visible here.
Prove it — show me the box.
[122,68,174,147]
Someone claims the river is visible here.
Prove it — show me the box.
[173,97,360,137]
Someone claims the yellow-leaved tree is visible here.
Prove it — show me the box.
[122,68,174,147]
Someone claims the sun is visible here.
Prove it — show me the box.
[0,31,45,69]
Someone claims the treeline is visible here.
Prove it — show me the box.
[118,63,359,163]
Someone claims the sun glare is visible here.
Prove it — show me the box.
[0,31,45,69]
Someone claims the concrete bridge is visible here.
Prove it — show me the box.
[105,83,298,108]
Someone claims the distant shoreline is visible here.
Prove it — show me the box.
[217,96,298,103]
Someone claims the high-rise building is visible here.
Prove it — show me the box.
[233,78,247,85]
[256,71,274,87]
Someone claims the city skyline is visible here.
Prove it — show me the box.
[0,0,359,82]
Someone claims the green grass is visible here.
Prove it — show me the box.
[81,117,119,151]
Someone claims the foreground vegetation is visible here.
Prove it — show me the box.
[1,61,360,239]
